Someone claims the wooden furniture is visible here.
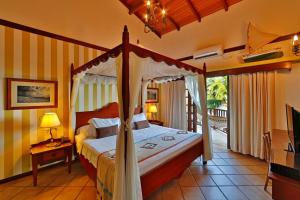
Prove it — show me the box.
[75,102,203,198]
[30,139,72,186]
[148,119,163,126]
[262,132,271,190]
[72,27,205,199]
[270,130,300,199]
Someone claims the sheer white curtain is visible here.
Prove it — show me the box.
[185,75,213,161]
[161,80,187,130]
[229,72,276,159]
[69,71,86,141]
[114,53,143,200]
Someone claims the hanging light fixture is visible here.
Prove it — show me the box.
[144,0,167,33]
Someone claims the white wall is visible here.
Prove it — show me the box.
[275,63,300,130]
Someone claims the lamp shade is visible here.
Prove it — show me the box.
[40,112,61,128]
[149,105,158,113]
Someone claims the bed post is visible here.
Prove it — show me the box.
[122,25,130,170]
[70,63,74,94]
[202,62,208,165]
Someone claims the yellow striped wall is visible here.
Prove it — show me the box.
[75,82,118,112]
[0,25,112,180]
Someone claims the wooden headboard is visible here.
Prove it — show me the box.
[75,102,142,130]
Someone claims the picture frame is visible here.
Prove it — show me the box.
[6,78,58,110]
[146,88,159,103]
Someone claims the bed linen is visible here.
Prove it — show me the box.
[75,124,202,199]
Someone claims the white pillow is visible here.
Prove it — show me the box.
[88,117,120,128]
[133,113,147,122]
[76,124,96,138]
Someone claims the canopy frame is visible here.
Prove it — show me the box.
[70,26,209,199]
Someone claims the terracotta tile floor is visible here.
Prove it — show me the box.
[0,130,272,199]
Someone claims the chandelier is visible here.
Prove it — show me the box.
[144,0,167,33]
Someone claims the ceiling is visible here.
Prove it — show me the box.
[119,0,242,37]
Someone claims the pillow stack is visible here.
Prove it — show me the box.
[89,118,120,139]
[133,113,150,130]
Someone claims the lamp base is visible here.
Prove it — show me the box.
[46,141,61,148]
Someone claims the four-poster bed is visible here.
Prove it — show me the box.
[70,26,212,199]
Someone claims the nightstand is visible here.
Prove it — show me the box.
[149,120,164,126]
[30,139,72,186]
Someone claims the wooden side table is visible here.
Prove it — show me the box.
[30,139,72,186]
[149,120,164,126]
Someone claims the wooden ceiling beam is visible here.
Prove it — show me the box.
[186,0,201,22]
[157,0,180,31]
[222,0,229,11]
[168,17,180,31]
[129,1,144,15]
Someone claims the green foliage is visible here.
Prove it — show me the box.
[206,77,227,109]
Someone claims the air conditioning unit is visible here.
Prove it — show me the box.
[193,45,223,60]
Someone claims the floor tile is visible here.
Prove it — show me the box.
[86,178,96,187]
[189,166,223,175]
[210,175,233,186]
[218,166,240,174]
[36,174,57,186]
[12,187,45,200]
[200,186,226,200]
[76,186,97,200]
[0,186,24,200]
[54,186,82,200]
[211,158,229,165]
[181,187,205,200]
[178,171,197,187]
[238,186,272,200]
[67,174,89,186]
[193,174,216,186]
[49,174,76,186]
[219,186,248,200]
[33,186,63,200]
[162,181,183,200]
[4,176,32,187]
[245,174,268,185]
[227,175,252,185]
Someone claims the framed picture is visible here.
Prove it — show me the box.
[146,88,159,103]
[7,78,58,110]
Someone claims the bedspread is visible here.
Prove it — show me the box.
[96,130,199,200]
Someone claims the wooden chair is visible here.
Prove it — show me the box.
[263,132,271,191]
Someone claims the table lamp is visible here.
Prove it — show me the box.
[40,112,61,147]
[149,104,158,120]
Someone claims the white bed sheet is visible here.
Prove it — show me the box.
[75,124,202,175]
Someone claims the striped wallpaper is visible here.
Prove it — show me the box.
[0,25,117,180]
[75,82,118,112]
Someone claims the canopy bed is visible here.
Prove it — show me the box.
[70,26,212,200]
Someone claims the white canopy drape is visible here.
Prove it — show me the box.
[185,75,213,161]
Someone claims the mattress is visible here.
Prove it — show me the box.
[75,124,202,175]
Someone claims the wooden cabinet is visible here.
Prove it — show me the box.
[30,139,72,186]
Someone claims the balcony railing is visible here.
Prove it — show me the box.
[208,108,227,118]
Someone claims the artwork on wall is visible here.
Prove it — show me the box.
[146,88,159,103]
[6,78,58,110]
